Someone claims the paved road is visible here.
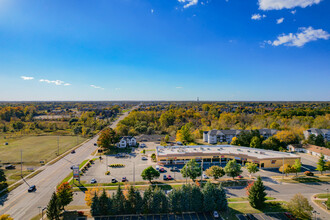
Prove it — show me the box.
[0,109,134,220]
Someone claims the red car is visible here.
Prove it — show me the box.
[159,168,165,172]
[167,175,172,180]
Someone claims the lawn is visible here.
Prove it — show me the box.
[0,135,86,164]
[222,201,288,219]
[227,196,275,202]
[315,193,330,199]
[275,176,330,183]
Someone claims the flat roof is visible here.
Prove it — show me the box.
[156,145,300,160]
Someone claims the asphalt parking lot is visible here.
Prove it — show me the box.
[92,212,222,220]
[236,213,292,220]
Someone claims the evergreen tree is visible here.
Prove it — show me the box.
[316,153,326,175]
[168,188,182,213]
[46,192,61,220]
[0,169,6,182]
[215,184,228,211]
[248,176,267,209]
[181,184,193,212]
[315,134,325,147]
[125,186,137,214]
[90,192,100,216]
[113,186,125,215]
[191,184,203,212]
[142,186,153,214]
[202,181,216,212]
[135,190,143,214]
[224,159,242,179]
[99,189,111,215]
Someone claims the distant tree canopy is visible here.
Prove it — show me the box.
[97,128,120,148]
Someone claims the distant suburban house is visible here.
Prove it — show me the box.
[303,128,330,141]
[117,136,137,148]
[287,144,330,161]
[203,129,278,144]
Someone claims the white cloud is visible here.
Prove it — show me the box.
[151,9,154,13]
[90,85,104,90]
[21,76,34,80]
[176,86,183,89]
[115,88,121,91]
[258,0,322,10]
[178,0,198,8]
[39,79,71,86]
[251,13,266,20]
[267,27,330,47]
[276,17,284,24]
[291,10,297,14]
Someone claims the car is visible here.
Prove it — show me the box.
[284,212,296,220]
[159,167,165,172]
[111,178,117,183]
[141,156,148,160]
[28,185,36,192]
[155,165,160,171]
[140,143,146,148]
[163,175,167,180]
[94,143,97,146]
[71,150,76,154]
[170,167,179,172]
[203,174,209,179]
[122,177,127,182]
[213,211,219,218]
[90,178,97,184]
[167,175,172,180]
[5,165,15,170]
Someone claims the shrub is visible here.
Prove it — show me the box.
[109,164,125,168]
[304,171,314,176]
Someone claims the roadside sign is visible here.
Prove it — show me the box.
[73,166,79,178]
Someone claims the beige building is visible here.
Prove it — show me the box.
[156,145,300,168]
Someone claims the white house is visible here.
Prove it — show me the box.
[117,136,137,148]
[203,129,278,144]
[287,144,330,161]
[303,128,330,141]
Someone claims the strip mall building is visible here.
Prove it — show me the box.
[156,145,300,168]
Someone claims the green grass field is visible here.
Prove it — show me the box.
[0,135,86,164]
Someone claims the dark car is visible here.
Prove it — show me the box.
[170,167,179,172]
[28,185,36,192]
[94,143,97,146]
[111,178,117,183]
[5,165,15,169]
[163,175,167,180]
[122,177,127,182]
[71,150,76,154]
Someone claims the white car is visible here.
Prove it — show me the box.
[156,165,160,171]
[90,178,97,184]
[203,174,209,179]
[213,211,219,218]
[141,156,148,160]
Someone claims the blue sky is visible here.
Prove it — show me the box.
[0,0,329,101]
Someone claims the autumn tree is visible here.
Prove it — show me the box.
[292,159,302,176]
[0,214,13,220]
[176,124,194,144]
[279,164,294,176]
[205,166,225,180]
[97,128,120,149]
[56,182,73,210]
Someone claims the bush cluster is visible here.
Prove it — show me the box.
[109,164,125,168]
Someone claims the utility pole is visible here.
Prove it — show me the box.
[106,155,108,172]
[57,136,59,155]
[21,149,23,178]
[133,162,135,185]
[282,157,284,179]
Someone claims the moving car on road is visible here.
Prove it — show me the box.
[90,178,97,184]
[28,185,36,192]
[71,150,75,154]
[5,165,15,169]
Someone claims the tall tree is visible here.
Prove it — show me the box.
[292,159,302,176]
[97,127,120,149]
[181,159,202,182]
[245,162,259,177]
[0,169,6,182]
[168,188,183,213]
[191,184,204,212]
[316,153,326,175]
[224,159,242,180]
[99,189,111,216]
[202,181,216,212]
[205,166,225,180]
[248,176,267,209]
[90,193,100,217]
[56,182,73,210]
[46,192,61,220]
[113,186,125,215]
[315,134,325,147]
[141,166,160,183]
[287,194,313,220]
[250,136,262,148]
[142,186,153,214]
[215,184,228,211]
[181,184,193,212]
[176,124,194,144]
[279,164,294,177]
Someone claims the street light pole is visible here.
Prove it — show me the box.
[21,149,23,178]
[282,157,284,179]
[57,136,59,155]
